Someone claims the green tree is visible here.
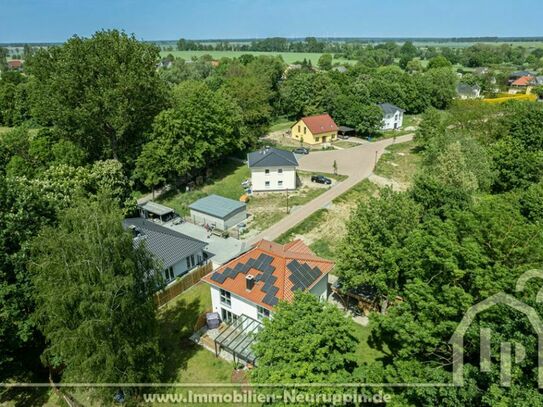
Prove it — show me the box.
[0,176,56,381]
[252,292,358,396]
[427,55,452,70]
[135,81,246,185]
[30,195,162,402]
[27,30,166,164]
[335,189,421,306]
[318,53,333,70]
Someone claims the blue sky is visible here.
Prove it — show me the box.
[1,0,541,43]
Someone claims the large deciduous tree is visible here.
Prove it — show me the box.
[27,30,166,165]
[252,292,358,396]
[30,195,162,402]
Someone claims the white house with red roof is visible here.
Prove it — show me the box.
[202,239,333,324]
[290,113,338,145]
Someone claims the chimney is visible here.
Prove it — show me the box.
[246,275,255,291]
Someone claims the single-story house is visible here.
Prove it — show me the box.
[138,201,176,223]
[291,113,338,145]
[378,103,404,130]
[124,217,208,285]
[456,83,482,99]
[7,60,23,71]
[247,147,298,192]
[511,75,536,88]
[508,70,535,84]
[202,238,333,325]
[189,194,247,230]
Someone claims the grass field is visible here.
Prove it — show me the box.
[160,50,358,65]
[374,141,421,187]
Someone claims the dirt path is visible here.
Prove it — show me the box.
[246,134,413,244]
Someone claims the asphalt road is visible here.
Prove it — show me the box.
[246,134,414,245]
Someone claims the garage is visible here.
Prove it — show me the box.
[189,194,247,231]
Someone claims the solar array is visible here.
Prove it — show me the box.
[287,260,322,291]
[210,252,277,304]
[210,253,324,307]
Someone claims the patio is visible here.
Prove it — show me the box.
[191,314,263,366]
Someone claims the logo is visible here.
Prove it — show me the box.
[449,269,543,387]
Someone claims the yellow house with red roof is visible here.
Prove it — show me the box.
[291,113,338,145]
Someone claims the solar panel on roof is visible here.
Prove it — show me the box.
[211,273,227,283]
[287,260,322,291]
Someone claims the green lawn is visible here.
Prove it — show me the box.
[0,126,12,135]
[159,50,358,65]
[157,160,250,216]
[333,140,360,149]
[351,323,388,365]
[268,117,295,132]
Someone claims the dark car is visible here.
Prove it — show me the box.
[311,175,332,185]
[293,147,309,155]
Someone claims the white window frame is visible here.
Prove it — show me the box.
[278,180,283,187]
[265,181,270,188]
[265,169,270,175]
[220,289,231,306]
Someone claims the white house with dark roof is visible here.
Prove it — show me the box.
[378,103,405,130]
[456,83,482,99]
[123,217,208,285]
[247,147,298,192]
[189,194,247,230]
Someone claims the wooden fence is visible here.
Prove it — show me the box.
[155,261,213,308]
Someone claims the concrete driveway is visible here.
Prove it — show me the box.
[246,134,413,244]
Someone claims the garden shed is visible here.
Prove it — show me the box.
[189,194,247,230]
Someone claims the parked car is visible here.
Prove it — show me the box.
[311,175,332,185]
[241,179,251,188]
[337,134,350,140]
[293,147,309,155]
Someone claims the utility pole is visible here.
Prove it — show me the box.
[374,150,378,169]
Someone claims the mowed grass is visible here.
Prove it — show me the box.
[157,160,250,216]
[157,283,256,406]
[160,50,358,65]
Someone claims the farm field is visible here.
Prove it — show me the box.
[159,50,358,65]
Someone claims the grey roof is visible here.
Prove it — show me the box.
[338,125,355,132]
[332,65,347,73]
[247,147,299,168]
[378,103,405,115]
[456,83,481,96]
[536,76,543,85]
[510,70,534,78]
[189,194,246,219]
[123,218,206,269]
[138,201,174,216]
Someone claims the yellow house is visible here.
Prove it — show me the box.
[291,113,338,145]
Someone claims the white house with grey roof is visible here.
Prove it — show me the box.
[247,147,298,192]
[124,217,208,285]
[189,194,247,230]
[378,103,405,131]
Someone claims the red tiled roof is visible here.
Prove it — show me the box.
[7,60,22,69]
[202,239,334,310]
[298,113,338,135]
[512,75,534,86]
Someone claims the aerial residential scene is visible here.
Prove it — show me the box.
[1,0,543,405]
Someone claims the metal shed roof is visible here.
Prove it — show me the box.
[123,218,206,269]
[138,201,174,216]
[189,194,246,219]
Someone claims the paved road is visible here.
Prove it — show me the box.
[246,134,414,244]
